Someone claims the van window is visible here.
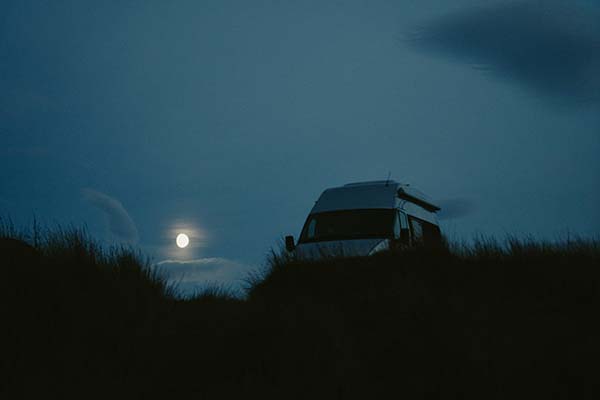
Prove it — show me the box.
[306,218,317,239]
[409,217,423,244]
[409,216,441,246]
[299,209,395,243]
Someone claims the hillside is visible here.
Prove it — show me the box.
[1,227,599,399]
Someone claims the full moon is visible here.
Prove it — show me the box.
[176,233,189,248]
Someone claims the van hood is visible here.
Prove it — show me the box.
[295,239,389,260]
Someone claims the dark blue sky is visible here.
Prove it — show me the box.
[2,0,599,293]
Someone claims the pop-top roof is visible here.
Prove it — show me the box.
[310,180,440,213]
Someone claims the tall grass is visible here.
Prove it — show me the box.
[1,223,598,399]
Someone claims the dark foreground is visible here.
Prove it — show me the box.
[1,228,599,399]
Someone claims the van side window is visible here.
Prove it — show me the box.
[409,216,442,247]
[409,217,423,243]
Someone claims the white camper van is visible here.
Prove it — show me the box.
[285,181,442,259]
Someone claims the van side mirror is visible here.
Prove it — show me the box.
[399,228,410,245]
[285,235,295,252]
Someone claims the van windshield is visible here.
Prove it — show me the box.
[299,209,395,243]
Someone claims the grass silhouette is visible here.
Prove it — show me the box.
[1,222,599,399]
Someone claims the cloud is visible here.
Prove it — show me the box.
[437,198,475,220]
[410,1,600,105]
[82,188,139,243]
[155,257,259,296]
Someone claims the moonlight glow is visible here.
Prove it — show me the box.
[176,233,189,248]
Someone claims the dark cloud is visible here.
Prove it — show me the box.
[437,198,475,220]
[82,188,139,243]
[410,1,600,105]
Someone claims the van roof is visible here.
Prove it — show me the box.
[343,180,395,187]
[310,180,440,214]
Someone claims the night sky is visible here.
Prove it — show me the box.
[2,0,599,294]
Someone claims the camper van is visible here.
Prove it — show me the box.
[285,181,442,259]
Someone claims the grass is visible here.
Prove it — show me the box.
[1,222,599,399]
